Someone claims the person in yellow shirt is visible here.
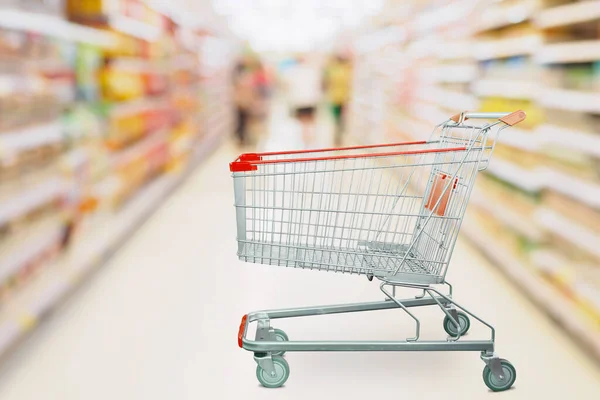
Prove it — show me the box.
[324,55,352,146]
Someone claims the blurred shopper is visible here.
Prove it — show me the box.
[251,61,272,129]
[232,60,256,147]
[254,61,271,99]
[324,55,352,146]
[284,55,323,146]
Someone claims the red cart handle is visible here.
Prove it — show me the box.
[230,143,466,172]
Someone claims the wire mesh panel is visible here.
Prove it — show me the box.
[231,139,484,284]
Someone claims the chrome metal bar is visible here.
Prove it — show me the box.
[248,297,440,320]
[242,340,495,353]
[381,282,420,341]
[463,112,510,119]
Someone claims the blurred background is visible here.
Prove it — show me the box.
[0,0,599,397]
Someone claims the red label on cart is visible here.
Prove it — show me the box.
[425,174,458,217]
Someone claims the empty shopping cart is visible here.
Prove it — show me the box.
[230,110,526,391]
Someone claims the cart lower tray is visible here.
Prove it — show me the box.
[238,241,443,284]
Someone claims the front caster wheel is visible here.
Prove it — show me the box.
[483,359,516,392]
[272,328,288,356]
[256,356,290,388]
[443,312,470,337]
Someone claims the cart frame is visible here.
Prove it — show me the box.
[230,110,526,392]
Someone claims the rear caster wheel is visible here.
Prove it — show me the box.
[483,359,516,392]
[443,312,470,337]
[256,356,290,388]
[272,328,288,356]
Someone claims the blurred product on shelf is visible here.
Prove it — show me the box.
[350,0,600,360]
[0,1,234,360]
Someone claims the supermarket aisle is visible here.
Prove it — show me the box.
[0,116,599,399]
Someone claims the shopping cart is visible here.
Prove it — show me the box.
[230,110,526,391]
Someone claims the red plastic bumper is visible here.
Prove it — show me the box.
[238,314,248,348]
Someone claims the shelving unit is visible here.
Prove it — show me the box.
[464,219,600,360]
[0,9,117,47]
[534,1,600,28]
[351,0,600,361]
[539,87,600,113]
[0,2,233,359]
[0,134,221,357]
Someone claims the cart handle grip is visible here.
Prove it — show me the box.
[450,110,526,126]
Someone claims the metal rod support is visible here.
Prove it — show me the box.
[242,340,495,353]
[248,297,440,321]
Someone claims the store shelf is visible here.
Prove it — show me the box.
[0,179,66,227]
[540,124,600,158]
[421,64,478,83]
[0,0,233,366]
[0,222,64,284]
[438,40,474,60]
[536,40,600,64]
[0,133,222,359]
[418,87,479,111]
[474,35,541,60]
[476,2,536,32]
[109,58,168,74]
[534,1,600,29]
[411,1,474,36]
[0,121,63,156]
[396,117,432,141]
[110,97,171,118]
[108,14,162,42]
[543,168,600,210]
[170,137,194,158]
[486,159,542,192]
[355,26,406,54]
[111,130,169,168]
[473,79,538,99]
[0,9,115,47]
[497,127,540,152]
[172,54,199,71]
[530,250,600,320]
[470,190,543,240]
[411,104,449,126]
[146,0,201,29]
[539,88,600,114]
[536,207,600,259]
[463,220,600,360]
[353,0,600,367]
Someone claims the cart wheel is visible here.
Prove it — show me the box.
[256,356,290,388]
[272,328,289,356]
[482,359,516,392]
[443,312,470,337]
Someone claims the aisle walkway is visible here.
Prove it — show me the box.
[0,109,599,399]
